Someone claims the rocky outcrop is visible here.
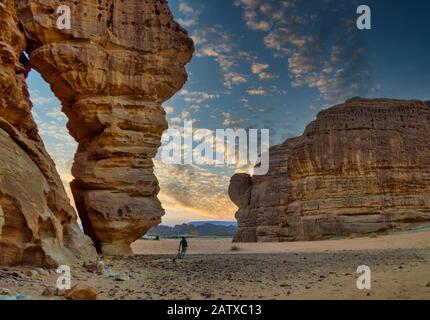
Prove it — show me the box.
[65,284,98,300]
[230,98,430,242]
[17,0,193,254]
[0,0,97,266]
[1,0,192,264]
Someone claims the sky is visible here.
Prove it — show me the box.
[28,0,430,225]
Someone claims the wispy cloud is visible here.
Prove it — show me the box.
[235,0,374,105]
[30,89,53,106]
[222,112,248,127]
[251,62,277,80]
[247,86,269,96]
[179,89,220,104]
[155,161,236,220]
[234,0,274,31]
[177,0,204,27]
[192,26,250,89]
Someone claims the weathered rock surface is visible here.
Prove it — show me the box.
[230,98,430,242]
[0,0,97,266]
[17,0,193,254]
[65,284,98,300]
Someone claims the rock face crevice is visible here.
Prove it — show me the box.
[17,0,194,255]
[230,98,430,242]
[0,0,97,266]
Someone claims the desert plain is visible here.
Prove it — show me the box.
[1,229,429,300]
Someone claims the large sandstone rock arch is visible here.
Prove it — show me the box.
[0,0,193,265]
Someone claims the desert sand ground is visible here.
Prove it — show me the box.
[1,230,430,300]
[131,228,430,254]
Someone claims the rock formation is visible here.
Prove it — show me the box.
[0,0,97,266]
[230,98,430,242]
[1,0,192,265]
[16,0,193,255]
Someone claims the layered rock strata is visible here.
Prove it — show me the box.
[0,0,97,266]
[17,0,193,254]
[230,98,430,242]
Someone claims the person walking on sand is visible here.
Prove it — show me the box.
[178,237,188,259]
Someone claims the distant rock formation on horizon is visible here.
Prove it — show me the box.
[229,98,430,242]
[147,222,237,238]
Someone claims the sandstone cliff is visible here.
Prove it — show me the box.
[16,0,193,255]
[230,98,430,242]
[0,0,97,266]
[1,0,193,265]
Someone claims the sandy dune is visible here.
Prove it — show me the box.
[132,229,430,255]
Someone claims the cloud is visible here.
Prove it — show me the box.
[32,96,53,106]
[234,0,273,31]
[177,0,204,27]
[30,90,53,106]
[179,89,220,104]
[222,112,247,127]
[247,20,271,32]
[251,63,277,80]
[235,0,374,105]
[198,47,219,57]
[177,18,198,28]
[247,87,269,96]
[179,0,197,16]
[251,63,269,74]
[169,116,182,125]
[258,72,276,80]
[224,72,248,88]
[33,111,77,206]
[154,161,237,220]
[164,106,174,114]
[37,121,75,144]
[192,26,250,89]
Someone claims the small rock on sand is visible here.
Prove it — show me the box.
[25,270,39,277]
[41,286,57,297]
[34,268,50,276]
[114,274,130,281]
[0,288,11,296]
[84,261,105,274]
[66,284,98,300]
